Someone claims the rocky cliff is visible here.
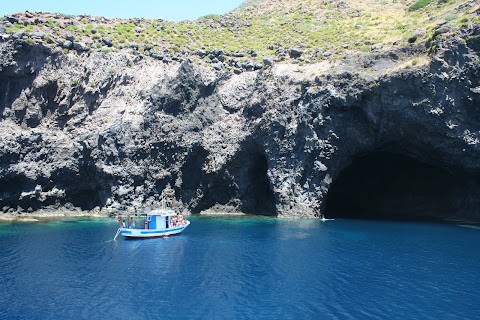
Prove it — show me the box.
[1,1,480,220]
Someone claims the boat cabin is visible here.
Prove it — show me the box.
[114,210,189,239]
[113,188,190,239]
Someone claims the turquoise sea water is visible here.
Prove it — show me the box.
[0,216,479,319]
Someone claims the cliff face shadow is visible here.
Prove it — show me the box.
[241,150,276,215]
[324,152,473,221]
[180,145,237,213]
[180,143,276,216]
[65,187,102,211]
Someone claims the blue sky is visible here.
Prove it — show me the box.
[2,0,246,21]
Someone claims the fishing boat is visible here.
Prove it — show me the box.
[114,189,190,240]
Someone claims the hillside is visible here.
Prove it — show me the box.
[1,0,480,220]
[1,0,479,71]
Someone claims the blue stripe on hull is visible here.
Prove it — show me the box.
[123,234,181,239]
[140,227,185,234]
[119,224,189,239]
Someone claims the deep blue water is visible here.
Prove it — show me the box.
[0,216,479,319]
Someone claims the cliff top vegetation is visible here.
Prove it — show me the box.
[1,0,479,68]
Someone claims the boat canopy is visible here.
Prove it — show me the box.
[117,188,178,218]
[117,210,177,217]
[117,212,149,217]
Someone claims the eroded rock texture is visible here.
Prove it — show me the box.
[1,27,480,220]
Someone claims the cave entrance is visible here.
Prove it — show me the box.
[323,152,469,220]
[179,144,276,216]
[65,187,102,211]
[242,151,277,215]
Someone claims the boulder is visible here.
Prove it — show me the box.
[211,48,224,56]
[6,16,18,24]
[30,32,45,39]
[62,40,73,49]
[12,31,26,39]
[408,35,417,43]
[263,57,274,66]
[213,62,223,70]
[434,26,450,37]
[73,42,89,51]
[101,37,113,47]
[196,49,206,58]
[289,48,303,58]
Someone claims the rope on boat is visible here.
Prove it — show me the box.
[113,228,121,241]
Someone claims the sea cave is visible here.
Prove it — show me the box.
[323,151,475,221]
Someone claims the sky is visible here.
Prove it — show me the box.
[2,0,246,21]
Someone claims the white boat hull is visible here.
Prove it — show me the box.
[119,221,190,239]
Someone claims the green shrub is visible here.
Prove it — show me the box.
[408,0,433,12]
[445,13,457,21]
[66,25,78,32]
[199,14,221,20]
[457,17,469,26]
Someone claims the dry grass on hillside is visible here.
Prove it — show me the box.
[2,0,479,64]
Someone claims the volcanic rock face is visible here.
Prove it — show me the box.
[1,25,480,220]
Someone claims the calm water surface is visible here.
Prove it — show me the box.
[0,216,479,319]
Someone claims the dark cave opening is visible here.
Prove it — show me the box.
[243,151,277,215]
[179,144,276,216]
[180,145,237,213]
[324,152,471,221]
[0,175,36,208]
[66,187,102,211]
